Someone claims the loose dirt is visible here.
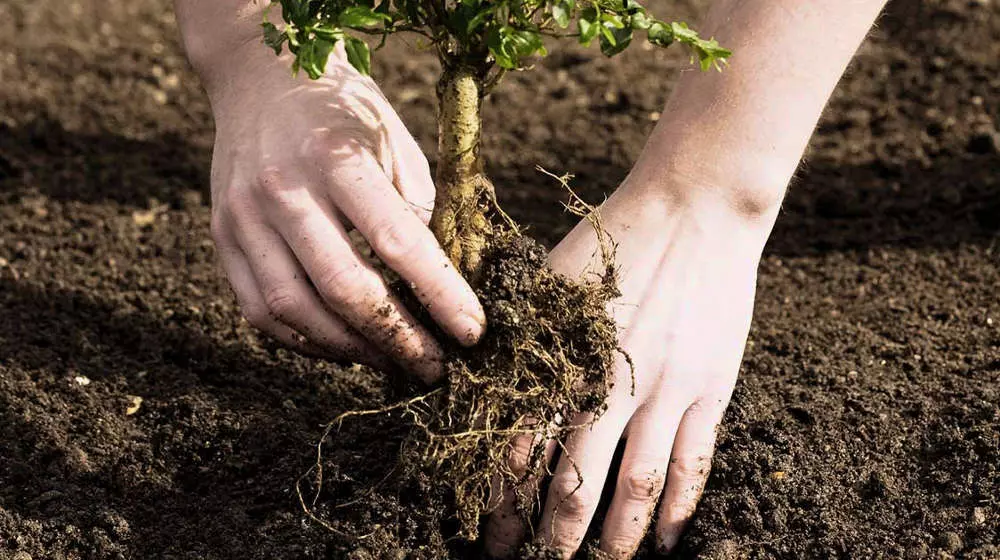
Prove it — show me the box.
[0,0,997,558]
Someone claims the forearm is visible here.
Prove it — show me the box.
[631,0,888,223]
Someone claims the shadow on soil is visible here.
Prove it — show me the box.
[2,116,998,259]
[0,118,209,208]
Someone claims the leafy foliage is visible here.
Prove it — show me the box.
[262,0,730,78]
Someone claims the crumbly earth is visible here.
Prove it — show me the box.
[0,0,997,558]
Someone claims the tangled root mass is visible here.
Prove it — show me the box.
[298,228,621,558]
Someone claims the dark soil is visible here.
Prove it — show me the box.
[0,0,997,558]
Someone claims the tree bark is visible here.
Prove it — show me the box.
[430,65,493,277]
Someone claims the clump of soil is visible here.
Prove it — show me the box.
[296,229,621,557]
[1,0,997,558]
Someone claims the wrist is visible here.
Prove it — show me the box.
[174,0,270,95]
[615,156,785,251]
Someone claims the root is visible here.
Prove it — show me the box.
[299,176,626,554]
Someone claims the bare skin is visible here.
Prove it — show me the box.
[484,0,890,556]
[175,0,486,383]
[176,0,888,556]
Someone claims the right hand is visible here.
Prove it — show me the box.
[199,40,485,382]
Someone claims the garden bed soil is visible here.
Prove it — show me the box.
[0,0,997,558]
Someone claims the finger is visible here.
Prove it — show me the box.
[598,396,686,558]
[361,85,436,224]
[385,123,435,225]
[537,389,634,558]
[484,428,558,559]
[656,397,727,554]
[232,217,394,370]
[253,169,444,382]
[319,146,485,346]
[215,235,331,357]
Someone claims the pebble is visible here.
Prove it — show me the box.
[125,395,143,416]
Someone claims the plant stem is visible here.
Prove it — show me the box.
[430,64,494,277]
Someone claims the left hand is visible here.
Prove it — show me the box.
[483,178,772,558]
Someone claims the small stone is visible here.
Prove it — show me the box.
[648,111,661,122]
[770,471,787,481]
[160,73,180,90]
[971,507,988,525]
[151,89,168,105]
[125,395,143,415]
[935,532,963,553]
[73,375,91,386]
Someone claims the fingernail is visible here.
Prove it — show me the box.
[457,307,487,345]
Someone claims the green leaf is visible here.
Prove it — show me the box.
[623,0,642,12]
[509,29,544,58]
[578,7,599,46]
[467,9,492,33]
[630,11,652,30]
[666,21,732,70]
[602,13,625,29]
[669,21,698,41]
[344,36,372,75]
[312,24,343,42]
[599,24,632,56]
[262,22,287,55]
[551,0,573,28]
[339,6,389,28]
[647,21,673,47]
[304,37,337,79]
[280,0,306,25]
[486,27,515,68]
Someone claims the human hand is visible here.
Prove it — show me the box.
[484,180,773,558]
[196,40,484,381]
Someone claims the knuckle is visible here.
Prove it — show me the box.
[262,284,302,321]
[255,167,296,203]
[620,467,666,502]
[304,128,370,164]
[368,218,420,265]
[222,187,254,223]
[315,261,369,307]
[669,454,713,483]
[549,475,596,520]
